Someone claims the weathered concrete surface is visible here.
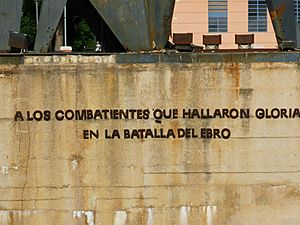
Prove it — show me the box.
[0,53,299,225]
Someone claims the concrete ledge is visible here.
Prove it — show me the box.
[1,51,300,65]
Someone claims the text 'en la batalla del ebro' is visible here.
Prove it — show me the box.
[83,128,231,140]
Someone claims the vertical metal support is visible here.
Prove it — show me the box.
[297,24,300,49]
[0,0,23,51]
[35,0,39,30]
[63,6,67,46]
[146,0,176,49]
[265,0,297,49]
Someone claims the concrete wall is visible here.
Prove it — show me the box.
[0,53,299,225]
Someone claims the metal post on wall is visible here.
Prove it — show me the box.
[34,0,39,30]
[60,5,72,52]
[63,5,67,46]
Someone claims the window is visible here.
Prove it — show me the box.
[248,0,267,32]
[295,0,300,23]
[208,0,228,32]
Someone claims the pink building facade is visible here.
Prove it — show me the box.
[172,0,278,49]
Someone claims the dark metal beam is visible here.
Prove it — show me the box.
[265,0,298,49]
[34,0,68,52]
[0,0,23,52]
[89,0,175,52]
